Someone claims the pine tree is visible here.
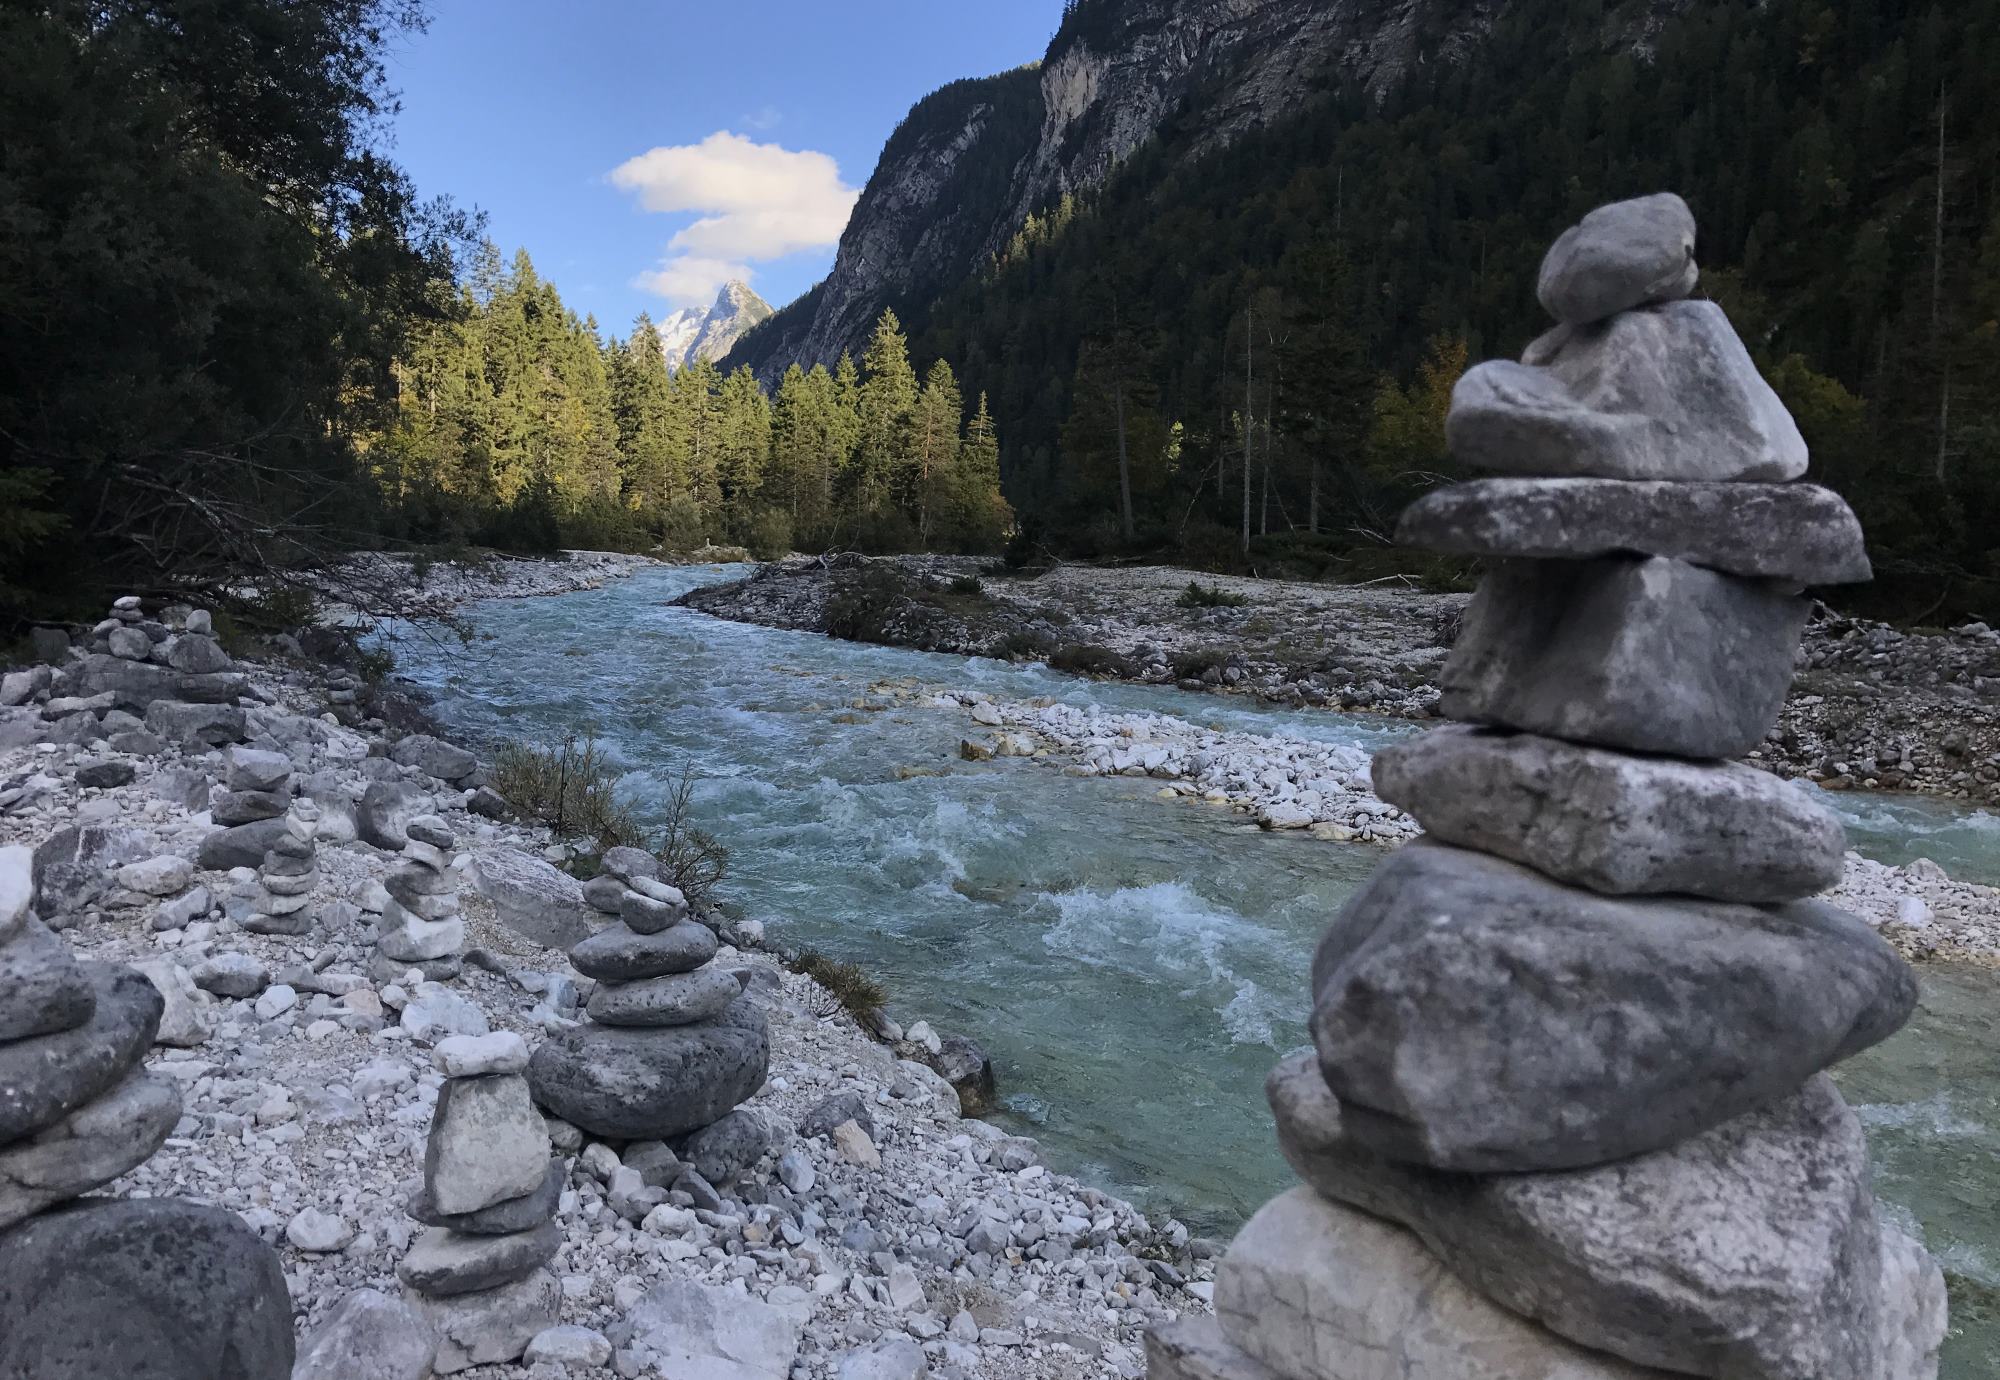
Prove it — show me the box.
[853,311,920,530]
[912,358,965,545]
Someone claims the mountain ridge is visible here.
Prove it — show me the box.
[660,279,773,373]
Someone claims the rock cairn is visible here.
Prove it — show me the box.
[399,1030,563,1373]
[245,799,320,937]
[528,847,769,1145]
[200,744,299,872]
[372,813,466,982]
[72,597,250,750]
[1150,193,1949,1380]
[0,845,292,1376]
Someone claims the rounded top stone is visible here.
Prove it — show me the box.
[406,815,455,849]
[1537,192,1697,325]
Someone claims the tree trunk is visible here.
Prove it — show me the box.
[1114,379,1133,541]
[1242,307,1253,558]
[1309,455,1320,534]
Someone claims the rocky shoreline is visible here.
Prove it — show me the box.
[676,555,2000,804]
[0,590,1209,1378]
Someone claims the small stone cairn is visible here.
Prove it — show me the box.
[527,847,769,1144]
[400,1031,563,1374]
[0,845,291,1374]
[372,814,466,982]
[245,799,320,937]
[1150,194,1948,1380]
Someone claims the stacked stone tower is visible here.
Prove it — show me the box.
[373,814,466,981]
[247,799,320,937]
[1150,194,1948,1380]
[528,848,768,1143]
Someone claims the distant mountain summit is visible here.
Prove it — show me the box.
[658,280,773,373]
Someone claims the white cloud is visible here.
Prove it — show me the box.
[611,131,858,306]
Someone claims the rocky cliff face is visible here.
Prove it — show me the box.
[730,0,1516,379]
[660,280,773,374]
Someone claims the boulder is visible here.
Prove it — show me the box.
[617,1280,800,1380]
[0,1071,180,1230]
[197,817,290,872]
[0,1197,294,1380]
[468,848,596,948]
[292,1288,436,1380]
[165,634,232,674]
[0,963,162,1144]
[586,966,742,1027]
[1371,725,1847,901]
[1214,1186,1673,1379]
[1397,478,1870,585]
[1447,301,1806,482]
[1310,842,1914,1171]
[390,733,478,783]
[142,700,246,746]
[1438,556,1809,759]
[397,1220,562,1296]
[681,1107,791,1185]
[1536,191,1698,324]
[424,1073,551,1216]
[0,919,96,1042]
[75,653,178,709]
[416,1268,560,1375]
[529,996,769,1141]
[1268,1055,1947,1380]
[926,1033,995,1115]
[357,781,431,851]
[32,822,152,916]
[569,919,718,982]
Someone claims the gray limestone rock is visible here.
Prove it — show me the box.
[397,1220,563,1297]
[1213,1186,1674,1380]
[1310,842,1915,1171]
[1447,301,1807,482]
[292,1288,436,1380]
[377,913,465,963]
[1397,478,1870,584]
[600,845,661,883]
[1268,1055,1947,1380]
[409,1159,564,1235]
[0,963,162,1145]
[618,889,684,935]
[582,874,630,914]
[357,781,431,851]
[1144,1318,1286,1380]
[76,652,178,708]
[424,1073,551,1216]
[211,789,288,825]
[681,1107,791,1185]
[390,734,478,783]
[467,848,595,949]
[1372,725,1847,900]
[0,1196,294,1380]
[569,919,718,982]
[197,817,290,871]
[224,746,293,792]
[1438,556,1809,759]
[0,919,96,1041]
[529,996,769,1141]
[586,966,741,1028]
[416,1268,560,1375]
[142,699,246,746]
[1537,192,1698,324]
[0,1070,180,1230]
[32,822,151,916]
[165,633,232,674]
[618,1279,800,1380]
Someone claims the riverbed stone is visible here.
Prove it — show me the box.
[377,912,466,963]
[1309,842,1914,1171]
[1537,191,1698,324]
[682,1107,791,1185]
[424,1073,552,1216]
[0,1070,180,1229]
[468,847,595,948]
[1448,301,1807,482]
[586,965,741,1027]
[292,1288,436,1380]
[212,788,288,826]
[1438,555,1809,758]
[1268,1055,1946,1380]
[0,963,162,1144]
[570,918,718,981]
[1371,725,1847,901]
[0,845,29,943]
[619,1279,801,1380]
[32,822,151,916]
[0,919,96,1042]
[410,1159,564,1235]
[529,996,770,1141]
[197,817,290,871]
[0,1196,294,1380]
[390,734,478,783]
[1397,478,1871,584]
[142,698,246,745]
[600,845,660,883]
[1211,1186,1673,1380]
[397,1220,562,1297]
[417,1268,560,1375]
[225,746,293,793]
[618,889,684,935]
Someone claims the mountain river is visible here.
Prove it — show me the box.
[387,564,2000,1374]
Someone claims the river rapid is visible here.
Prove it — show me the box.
[388,564,2000,1374]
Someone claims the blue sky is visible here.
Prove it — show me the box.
[383,1,1066,333]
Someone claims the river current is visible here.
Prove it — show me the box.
[388,564,2000,1374]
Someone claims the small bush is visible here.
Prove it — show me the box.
[492,732,641,850]
[744,509,794,562]
[1171,647,1229,678]
[946,574,984,596]
[795,950,888,1026]
[993,629,1055,661]
[824,566,908,644]
[356,644,396,686]
[653,761,729,906]
[1177,580,1250,610]
[1049,642,1135,677]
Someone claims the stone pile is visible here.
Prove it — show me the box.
[1150,193,1949,1380]
[0,845,292,1376]
[71,597,251,749]
[372,813,466,982]
[399,1030,563,1373]
[245,799,321,937]
[528,847,770,1145]
[200,744,299,871]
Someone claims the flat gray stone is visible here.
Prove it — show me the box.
[1439,556,1809,758]
[212,789,288,826]
[32,823,151,916]
[423,1074,551,1216]
[1397,478,1870,584]
[0,1196,294,1380]
[0,963,161,1145]
[409,1159,563,1235]
[618,890,683,935]
[1213,1187,1674,1380]
[600,846,660,883]
[224,746,292,793]
[417,1268,559,1375]
[1310,842,1915,1171]
[528,996,769,1141]
[468,848,595,949]
[582,874,628,914]
[0,1070,180,1230]
[1537,192,1698,324]
[1448,300,1806,481]
[1269,1056,1947,1380]
[198,817,290,871]
[0,919,96,1041]
[292,1287,436,1380]
[397,1220,561,1297]
[75,653,177,709]
[586,966,740,1028]
[620,1279,800,1380]
[1371,725,1847,900]
[358,781,431,851]
[570,919,718,982]
[141,699,246,746]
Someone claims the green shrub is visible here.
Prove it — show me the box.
[1177,580,1250,610]
[993,629,1055,660]
[1049,642,1135,677]
[652,761,729,906]
[946,574,984,596]
[1171,647,1229,678]
[744,509,794,562]
[492,732,641,850]
[795,950,888,1026]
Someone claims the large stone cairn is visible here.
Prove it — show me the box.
[0,846,292,1376]
[399,1031,563,1373]
[527,846,769,1143]
[76,597,251,749]
[1149,193,1949,1380]
[372,813,467,982]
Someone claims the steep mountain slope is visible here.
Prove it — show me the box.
[660,280,773,373]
